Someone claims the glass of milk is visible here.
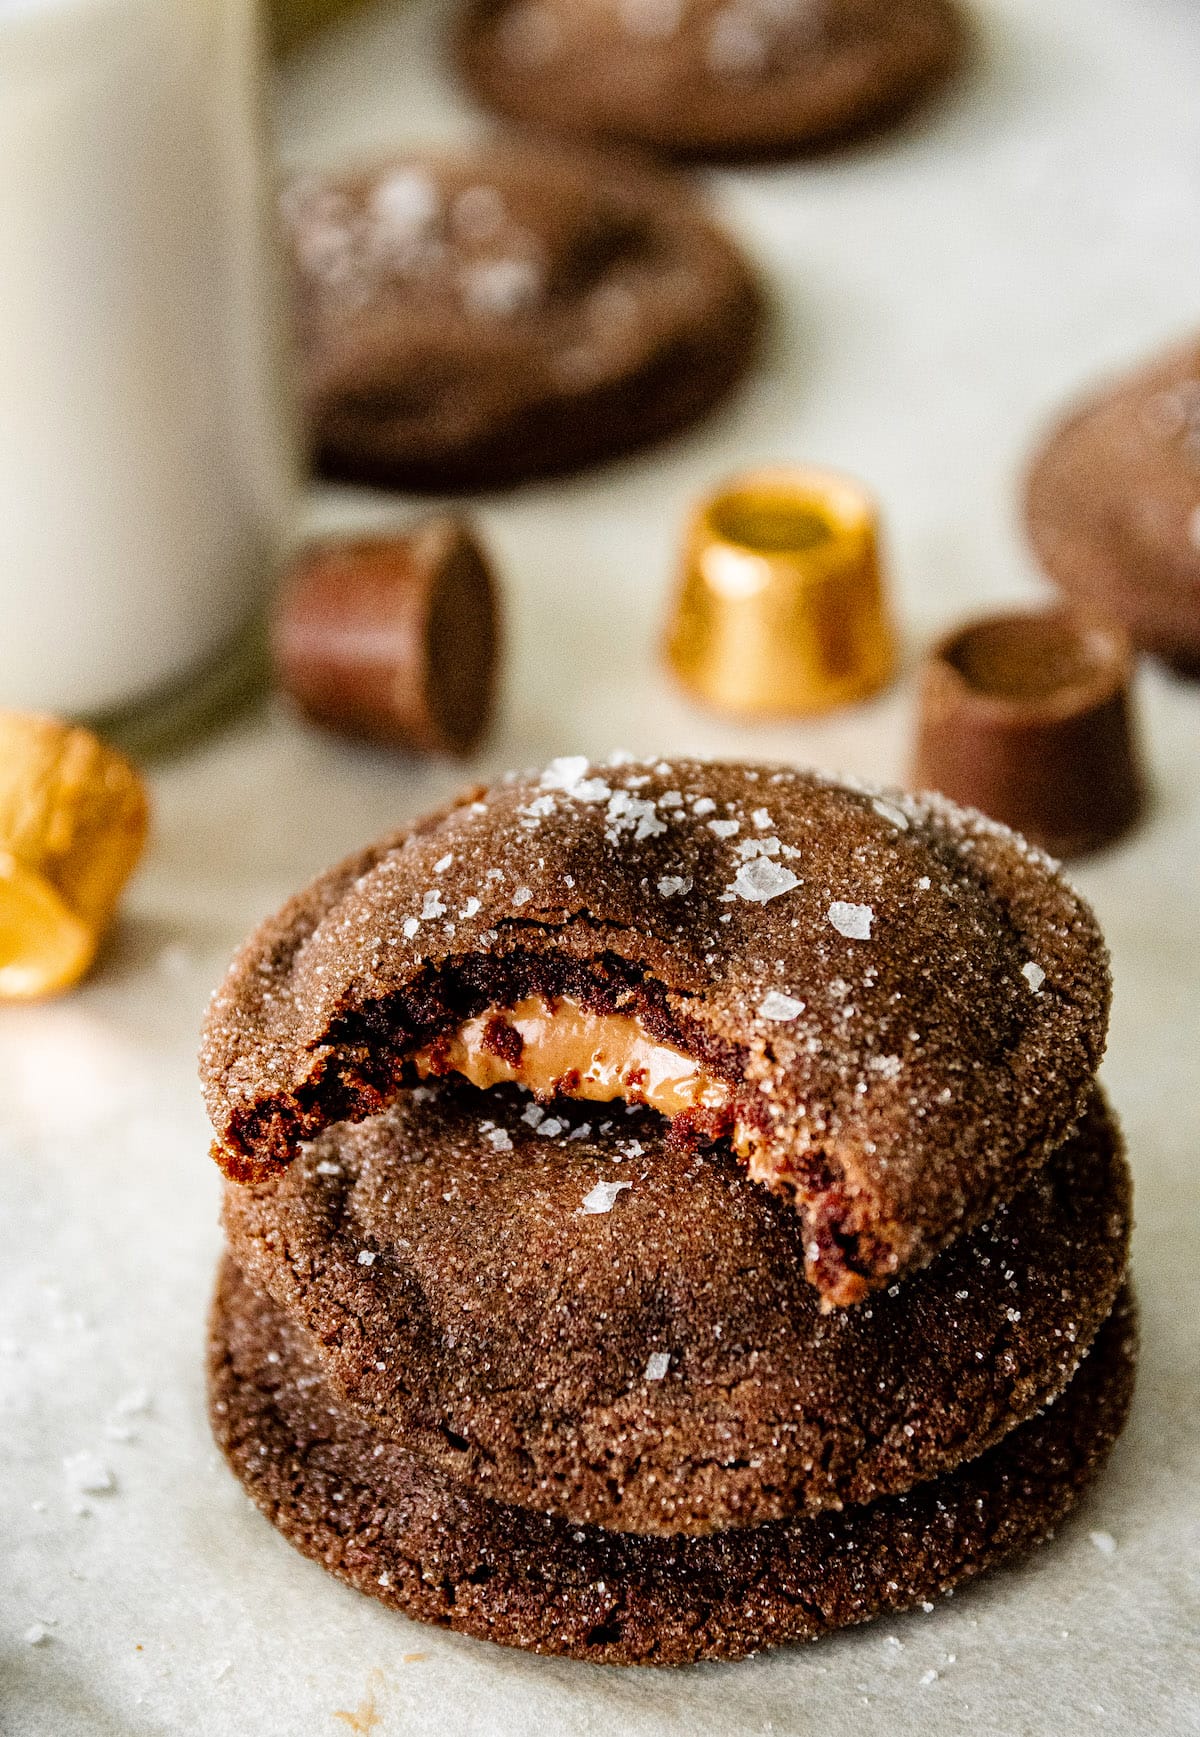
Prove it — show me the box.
[0,0,298,721]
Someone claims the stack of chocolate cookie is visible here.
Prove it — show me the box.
[202,758,1134,1665]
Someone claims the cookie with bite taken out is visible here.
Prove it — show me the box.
[200,758,1110,1309]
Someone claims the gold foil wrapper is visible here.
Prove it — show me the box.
[665,467,896,716]
[0,712,149,999]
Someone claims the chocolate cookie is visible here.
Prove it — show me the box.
[223,1084,1130,1535]
[282,146,762,491]
[208,1259,1136,1667]
[201,759,1110,1307]
[1026,335,1200,676]
[455,0,967,163]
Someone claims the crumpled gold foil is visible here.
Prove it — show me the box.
[0,712,149,999]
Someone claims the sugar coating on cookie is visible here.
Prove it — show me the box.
[456,0,966,162]
[201,759,1110,1307]
[208,1259,1137,1667]
[223,1084,1130,1534]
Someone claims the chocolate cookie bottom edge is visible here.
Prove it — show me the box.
[207,1257,1136,1667]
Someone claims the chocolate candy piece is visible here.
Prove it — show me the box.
[665,467,896,715]
[913,607,1145,860]
[270,518,500,756]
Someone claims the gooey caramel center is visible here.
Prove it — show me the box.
[412,994,733,1120]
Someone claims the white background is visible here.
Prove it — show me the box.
[3,0,1199,1731]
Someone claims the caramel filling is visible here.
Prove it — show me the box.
[413,994,734,1122]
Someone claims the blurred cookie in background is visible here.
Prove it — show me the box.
[283,144,763,490]
[455,0,966,162]
[1026,335,1200,679]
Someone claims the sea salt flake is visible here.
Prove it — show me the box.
[872,798,910,830]
[541,755,589,789]
[1090,1530,1117,1555]
[659,790,684,809]
[485,1127,513,1151]
[1022,961,1046,993]
[460,897,481,919]
[112,1386,152,1417]
[522,1104,546,1128]
[644,1351,671,1381]
[402,917,420,940]
[828,901,874,940]
[421,890,446,921]
[316,1161,342,1177]
[731,859,800,904]
[433,854,453,874]
[708,818,740,839]
[513,886,533,906]
[461,257,542,318]
[606,790,666,840]
[920,1669,939,1686]
[63,1453,115,1496]
[752,808,772,829]
[370,167,439,236]
[580,1179,632,1215]
[658,875,692,898]
[758,991,806,1022]
[357,1250,377,1267]
[539,1117,565,1138]
[692,796,717,816]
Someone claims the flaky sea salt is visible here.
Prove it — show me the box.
[580,1180,632,1215]
[63,1453,115,1496]
[692,796,716,816]
[1022,961,1046,993]
[758,991,806,1022]
[433,854,453,874]
[752,808,772,829]
[708,817,740,839]
[872,797,910,830]
[644,1351,671,1381]
[357,1250,377,1267]
[513,886,533,907]
[657,875,692,898]
[1090,1530,1117,1555]
[421,890,446,920]
[485,1127,513,1152]
[522,1104,545,1128]
[606,790,665,840]
[402,917,420,940]
[460,257,542,318]
[460,897,481,919]
[730,859,800,904]
[316,1160,341,1176]
[539,1118,565,1138]
[828,901,873,940]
